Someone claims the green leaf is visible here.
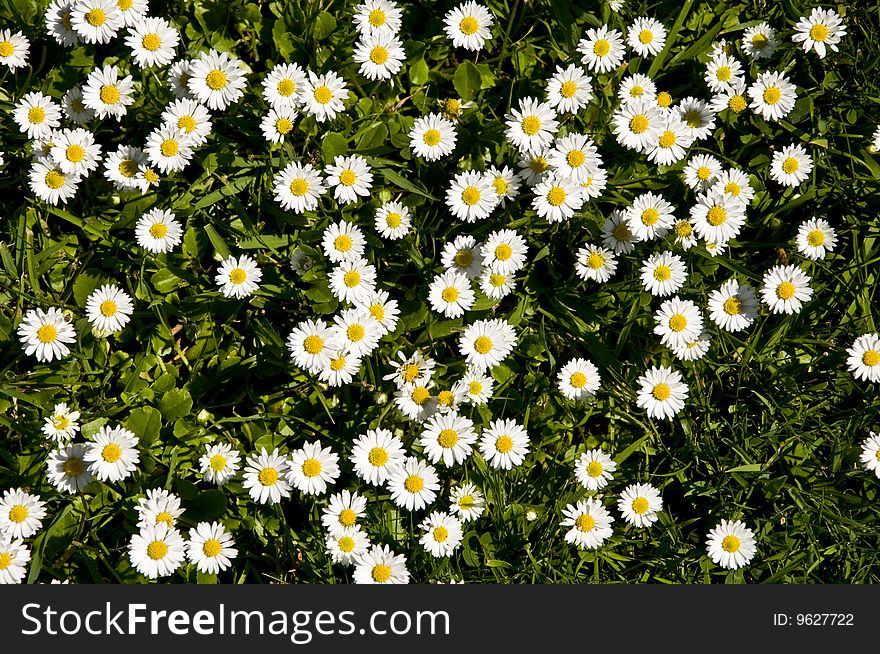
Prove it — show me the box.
[409,58,429,86]
[378,167,437,200]
[322,132,349,163]
[72,268,104,307]
[204,224,231,259]
[453,61,482,102]
[272,19,294,61]
[313,11,336,40]
[126,407,162,447]
[189,489,228,521]
[158,388,193,421]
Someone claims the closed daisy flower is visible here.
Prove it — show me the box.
[353,0,403,37]
[748,71,797,122]
[386,456,439,511]
[85,284,134,333]
[375,200,412,239]
[577,24,626,74]
[504,97,559,155]
[769,144,812,187]
[795,217,836,260]
[300,70,349,123]
[420,512,464,557]
[326,526,371,566]
[125,16,179,68]
[242,448,291,505]
[532,172,585,223]
[410,113,457,160]
[262,62,306,110]
[288,440,340,496]
[420,411,477,467]
[479,418,529,470]
[329,258,377,304]
[689,190,746,244]
[672,219,698,250]
[0,29,29,69]
[321,490,367,536]
[602,209,637,254]
[71,0,123,44]
[618,483,662,528]
[187,521,237,574]
[561,498,614,550]
[449,482,485,521]
[274,161,326,213]
[706,519,756,570]
[167,59,195,100]
[443,1,494,51]
[215,254,262,299]
[653,296,704,349]
[446,170,498,222]
[82,64,134,120]
[13,92,62,140]
[351,428,406,486]
[145,123,194,173]
[458,318,516,372]
[846,334,880,383]
[42,402,80,444]
[199,443,241,486]
[46,444,92,493]
[353,544,410,584]
[792,7,846,59]
[760,264,812,315]
[0,537,30,585]
[322,220,366,264]
[640,250,687,297]
[619,73,657,104]
[428,269,475,319]
[575,244,617,283]
[546,63,594,114]
[742,23,778,60]
[0,489,47,539]
[161,99,213,146]
[683,154,722,192]
[704,53,743,93]
[135,208,182,253]
[859,432,880,477]
[574,449,616,491]
[635,365,689,420]
[354,31,405,81]
[627,16,666,58]
[557,357,601,401]
[18,306,77,363]
[128,523,186,579]
[84,424,140,482]
[325,154,373,205]
[187,48,247,111]
[707,279,759,332]
[612,98,664,152]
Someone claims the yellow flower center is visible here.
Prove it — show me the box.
[0,41,14,58]
[0,553,11,570]
[656,91,672,107]
[465,383,481,398]
[423,129,441,146]
[339,169,357,186]
[521,115,541,136]
[53,416,70,430]
[343,270,361,288]
[99,85,120,105]
[495,435,513,453]
[441,286,459,303]
[567,371,587,389]
[862,350,880,367]
[411,386,430,405]
[587,253,605,269]
[346,324,365,342]
[751,33,768,48]
[368,9,386,27]
[444,98,461,115]
[474,336,493,354]
[28,106,46,124]
[776,281,795,300]
[369,303,385,321]
[729,95,747,112]
[593,39,610,56]
[723,297,742,315]
[566,149,585,168]
[721,535,741,553]
[258,467,278,486]
[437,390,455,406]
[403,364,420,383]
[338,508,357,527]
[330,355,346,371]
[638,29,653,44]
[433,526,449,542]
[630,85,644,97]
[155,512,174,526]
[8,505,28,523]
[275,118,293,134]
[142,33,161,51]
[715,66,731,82]
[290,178,309,196]
[146,540,168,560]
[370,46,389,65]
[707,206,727,226]
[806,229,825,247]
[228,268,246,285]
[575,514,595,532]
[63,458,84,476]
[160,139,179,157]
[530,156,548,173]
[277,79,296,96]
[144,168,159,182]
[692,166,711,182]
[202,539,222,557]
[368,447,388,466]
[385,212,402,228]
[674,220,692,238]
[338,536,355,553]
[494,243,513,261]
[99,299,117,317]
[652,383,671,401]
[489,273,505,287]
[206,70,227,90]
[547,186,567,206]
[684,110,702,129]
[438,429,458,448]
[653,264,671,281]
[404,475,424,493]
[629,114,649,134]
[560,81,577,98]
[303,335,324,354]
[86,8,106,26]
[45,170,65,189]
[454,249,473,268]
[118,0,133,10]
[459,16,479,35]
[65,144,85,163]
[334,234,353,252]
[641,208,659,226]
[763,87,781,105]
[461,187,481,205]
[613,223,632,240]
[782,157,799,174]
[102,443,122,463]
[209,454,227,472]
[669,314,688,332]
[174,115,196,133]
[586,461,603,477]
[810,24,829,42]
[37,323,58,344]
[372,564,392,582]
[658,131,677,148]
[313,85,333,104]
[632,497,650,515]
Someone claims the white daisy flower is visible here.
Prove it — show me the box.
[326,526,371,566]
[846,334,880,383]
[322,220,366,264]
[635,365,689,420]
[356,289,400,334]
[29,160,80,206]
[672,219,698,250]
[859,432,880,477]
[71,0,123,44]
[441,234,484,279]
[199,443,241,486]
[760,264,812,315]
[485,165,520,206]
[375,200,412,239]
[769,143,812,187]
[625,191,675,242]
[711,168,754,204]
[351,428,406,486]
[0,489,46,539]
[655,90,674,112]
[627,16,666,58]
[439,96,473,122]
[458,318,517,372]
[611,98,664,152]
[13,91,62,140]
[704,53,743,93]
[504,96,559,155]
[532,172,585,223]
[409,113,457,161]
[420,512,464,557]
[640,250,687,297]
[393,383,435,422]
[135,208,182,253]
[386,456,440,511]
[85,284,134,333]
[646,113,693,166]
[353,0,402,37]
[689,190,746,244]
[17,306,77,362]
[187,48,247,111]
[443,1,494,51]
[215,254,262,299]
[449,482,485,521]
[446,170,498,222]
[0,30,29,69]
[479,418,529,470]
[115,0,148,27]
[46,443,92,493]
[274,161,326,213]
[481,229,527,276]
[125,16,178,68]
[653,296,704,349]
[420,411,477,467]
[262,62,306,110]
[353,544,410,584]
[561,498,614,550]
[103,145,147,191]
[707,279,759,332]
[84,424,140,482]
[354,31,405,81]
[579,165,608,200]
[318,348,362,387]
[617,483,662,528]
[792,7,846,59]
[516,147,551,186]
[332,309,382,358]
[478,266,516,300]
[128,523,186,579]
[575,244,618,283]
[161,98,213,147]
[167,58,195,100]
[242,448,291,505]
[383,349,436,389]
[677,96,716,141]
[545,63,594,113]
[300,70,349,123]
[62,86,96,125]
[671,330,712,361]
[428,269,475,319]
[601,209,636,254]
[618,73,657,104]
[742,23,778,60]
[548,132,599,183]
[574,449,616,491]
[135,163,161,191]
[453,368,494,405]
[577,24,626,74]
[45,0,80,47]
[0,536,30,585]
[709,77,749,115]
[135,488,183,530]
[329,258,377,304]
[321,490,367,536]
[748,71,797,122]
[145,123,194,173]
[683,154,722,192]
[795,217,836,260]
[287,319,341,373]
[82,64,134,120]
[325,154,373,205]
[704,240,728,257]
[42,402,80,444]
[287,441,340,496]
[187,521,237,574]
[706,519,756,570]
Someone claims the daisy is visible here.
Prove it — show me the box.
[859,432,880,477]
[332,309,382,357]
[242,448,291,504]
[71,0,123,44]
[486,165,520,206]
[481,229,527,275]
[846,334,880,383]
[748,71,797,122]
[322,220,366,264]
[580,164,608,200]
[689,190,746,244]
[300,70,349,123]
[795,217,837,260]
[706,519,756,570]
[872,124,880,151]
[441,234,484,279]
[321,490,367,536]
[187,522,237,574]
[612,98,664,152]
[0,537,31,585]
[351,428,406,486]
[704,53,743,93]
[42,402,80,444]
[215,254,262,299]
[167,59,195,100]
[458,318,517,372]
[479,418,529,469]
[187,49,247,111]
[516,147,551,186]
[354,31,405,80]
[116,0,148,26]
[13,92,62,140]
[353,0,402,37]
[672,219,698,250]
[709,78,749,115]
[711,168,754,204]
[435,387,464,414]
[136,163,160,191]
[548,133,599,183]
[792,7,846,59]
[82,65,134,120]
[0,30,29,69]
[383,349,436,388]
[561,498,614,550]
[577,25,626,74]
[446,171,498,222]
[439,96,473,122]
[199,443,241,486]
[420,512,464,557]
[353,544,410,584]
[289,248,314,275]
[619,73,657,104]
[617,483,662,528]
[546,63,594,113]
[375,200,412,239]
[0,489,46,539]
[635,365,689,420]
[29,160,80,206]
[708,279,759,332]
[61,86,96,125]
[357,289,400,334]
[145,124,193,174]
[326,526,371,566]
[126,16,178,68]
[625,192,674,241]
[274,161,326,213]
[103,145,145,191]
[135,208,182,254]
[262,62,306,110]
[84,424,140,482]
[760,265,812,315]
[574,449,616,491]
[769,144,812,187]
[678,96,716,140]
[17,306,77,362]
[504,97,559,155]
[672,331,712,362]
[46,0,80,47]
[628,16,666,58]
[288,441,340,496]
[328,258,377,304]
[602,209,637,254]
[449,483,485,521]
[135,488,183,530]
[386,456,439,511]
[85,284,133,334]
[742,23,778,60]
[646,113,693,166]
[640,250,687,297]
[575,244,617,283]
[420,411,477,467]
[655,90,673,111]
[683,154,722,192]
[409,113,457,160]
[557,357,601,402]
[317,348,362,387]
[161,98,213,147]
[128,523,186,579]
[478,266,516,300]
[443,1,494,51]
[428,270,475,319]
[46,444,92,493]
[325,154,373,205]
[705,241,728,257]
[653,296,704,349]
[454,368,494,405]
[532,172,585,223]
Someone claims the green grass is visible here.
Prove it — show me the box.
[1,0,879,584]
